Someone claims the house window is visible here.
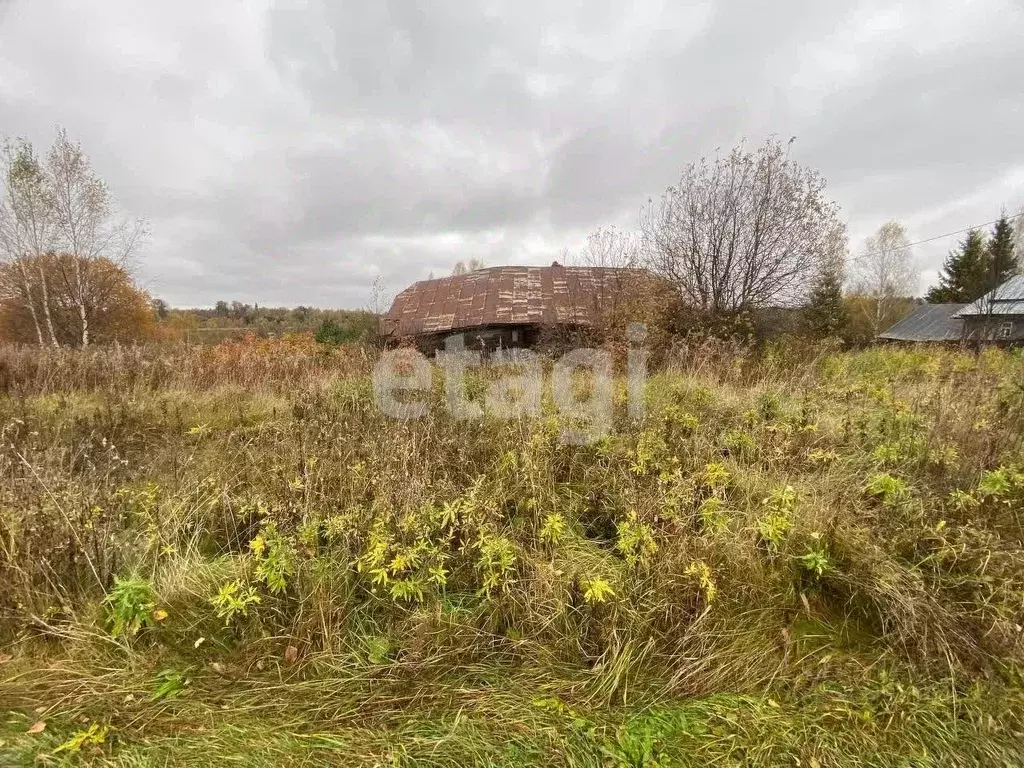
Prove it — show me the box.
[998,321,1014,339]
[511,329,520,343]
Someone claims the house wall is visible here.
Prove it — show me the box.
[404,324,541,355]
[963,316,1024,343]
[446,325,537,354]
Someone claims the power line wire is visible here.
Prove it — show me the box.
[871,211,1023,255]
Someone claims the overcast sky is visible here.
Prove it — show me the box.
[1,1,1021,308]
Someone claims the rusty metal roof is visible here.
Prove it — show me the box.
[382,264,632,337]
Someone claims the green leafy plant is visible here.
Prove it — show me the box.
[616,511,658,568]
[806,448,839,466]
[540,512,567,545]
[697,497,730,535]
[947,489,979,513]
[722,428,755,457]
[756,486,797,551]
[362,635,391,665]
[210,579,261,626]
[251,523,296,594]
[864,472,911,507]
[663,405,698,434]
[927,444,959,469]
[757,514,792,551]
[758,392,783,422]
[151,668,188,701]
[630,430,668,476]
[685,560,717,604]
[701,461,731,491]
[314,317,361,346]
[583,577,615,604]
[871,441,905,465]
[797,539,831,579]
[599,722,665,768]
[103,576,157,638]
[977,466,1023,503]
[355,517,450,604]
[476,532,517,596]
[389,577,429,603]
[53,723,108,755]
[764,485,798,514]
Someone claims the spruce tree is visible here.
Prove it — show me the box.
[986,214,1017,290]
[925,229,989,303]
[925,269,956,303]
[802,269,848,338]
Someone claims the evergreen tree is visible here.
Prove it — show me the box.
[925,229,988,303]
[802,269,848,338]
[986,214,1017,290]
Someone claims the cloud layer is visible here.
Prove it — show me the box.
[1,0,1021,307]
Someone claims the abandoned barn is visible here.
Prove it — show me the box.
[381,263,631,352]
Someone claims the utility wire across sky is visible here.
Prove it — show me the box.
[871,211,1023,256]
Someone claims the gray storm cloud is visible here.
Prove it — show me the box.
[0,0,1021,307]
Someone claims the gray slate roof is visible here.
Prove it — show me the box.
[878,303,966,342]
[954,275,1024,317]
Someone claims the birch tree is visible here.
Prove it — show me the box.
[2,129,145,346]
[574,226,639,270]
[0,139,59,345]
[46,128,145,347]
[850,220,918,335]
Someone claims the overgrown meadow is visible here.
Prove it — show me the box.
[1,338,1024,766]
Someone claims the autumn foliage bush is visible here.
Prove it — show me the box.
[0,254,155,347]
[0,333,370,395]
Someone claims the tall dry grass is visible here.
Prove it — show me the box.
[1,339,1023,765]
[0,334,372,395]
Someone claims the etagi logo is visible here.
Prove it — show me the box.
[372,323,649,445]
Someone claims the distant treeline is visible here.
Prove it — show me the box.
[157,302,378,345]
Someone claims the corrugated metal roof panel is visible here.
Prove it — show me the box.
[991,275,1024,301]
[955,300,1024,316]
[384,264,634,337]
[878,303,966,342]
[955,275,1024,316]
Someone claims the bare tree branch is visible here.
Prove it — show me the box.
[639,138,846,314]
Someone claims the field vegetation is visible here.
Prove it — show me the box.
[1,338,1024,766]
